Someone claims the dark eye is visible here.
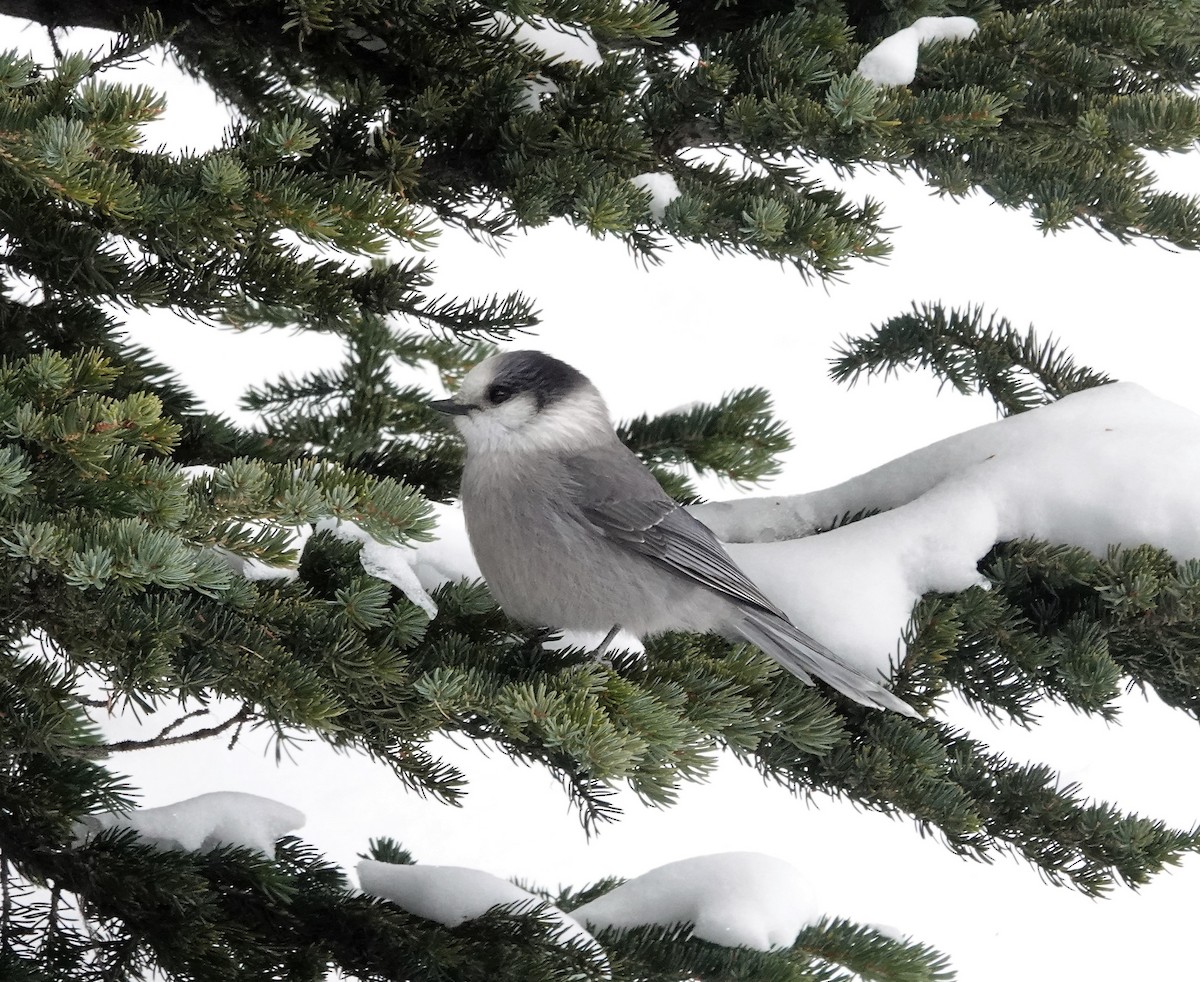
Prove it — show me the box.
[487,383,515,405]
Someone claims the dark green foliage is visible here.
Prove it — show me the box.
[13,0,1199,278]
[239,318,493,502]
[831,302,1116,415]
[618,387,793,501]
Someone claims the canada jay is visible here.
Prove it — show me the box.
[432,350,917,717]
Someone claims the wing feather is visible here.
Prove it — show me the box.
[562,447,787,620]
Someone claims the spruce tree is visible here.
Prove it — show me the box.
[0,1,1198,979]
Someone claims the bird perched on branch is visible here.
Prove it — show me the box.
[432,350,917,717]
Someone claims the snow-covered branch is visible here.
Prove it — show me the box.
[75,792,305,857]
[690,383,1200,675]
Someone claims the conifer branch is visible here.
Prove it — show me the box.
[831,302,1114,415]
[3,4,1200,978]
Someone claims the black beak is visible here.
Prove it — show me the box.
[430,398,473,416]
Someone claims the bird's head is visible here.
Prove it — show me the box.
[431,350,615,454]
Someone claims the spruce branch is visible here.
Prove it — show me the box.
[831,302,1114,415]
[79,11,175,81]
[617,387,793,502]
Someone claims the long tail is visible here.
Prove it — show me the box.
[736,610,919,718]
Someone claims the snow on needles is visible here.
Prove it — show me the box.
[571,852,819,950]
[76,792,305,857]
[358,852,816,960]
[320,517,439,618]
[856,16,978,86]
[357,860,608,970]
[692,383,1200,678]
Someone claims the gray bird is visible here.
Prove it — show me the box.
[432,350,917,717]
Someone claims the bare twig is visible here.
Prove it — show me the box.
[150,706,211,741]
[91,706,254,757]
[40,882,61,957]
[227,716,246,751]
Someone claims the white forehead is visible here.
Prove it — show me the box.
[456,355,503,404]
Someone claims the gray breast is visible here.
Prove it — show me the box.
[461,454,721,634]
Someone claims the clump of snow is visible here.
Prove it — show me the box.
[76,791,305,857]
[358,860,606,968]
[913,16,980,43]
[869,922,910,942]
[671,42,703,71]
[856,16,978,86]
[320,517,439,618]
[483,12,603,68]
[693,384,1200,678]
[571,852,818,951]
[630,172,681,221]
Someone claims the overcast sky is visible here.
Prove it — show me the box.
[9,15,1200,980]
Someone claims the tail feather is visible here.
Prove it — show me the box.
[737,610,919,718]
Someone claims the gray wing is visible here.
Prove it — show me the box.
[561,446,788,620]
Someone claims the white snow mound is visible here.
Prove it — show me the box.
[692,383,1200,678]
[76,791,305,857]
[856,15,978,86]
[630,172,682,220]
[570,852,818,951]
[357,860,606,967]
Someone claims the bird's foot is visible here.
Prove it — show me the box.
[588,624,622,665]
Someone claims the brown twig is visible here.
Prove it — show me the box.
[91,705,254,757]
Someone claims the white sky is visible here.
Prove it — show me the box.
[8,16,1200,980]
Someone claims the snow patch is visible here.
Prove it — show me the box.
[321,517,439,618]
[408,502,480,592]
[358,860,607,969]
[571,852,818,950]
[869,922,911,942]
[76,791,304,857]
[693,383,1200,677]
[630,172,681,220]
[180,465,217,481]
[856,16,978,86]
